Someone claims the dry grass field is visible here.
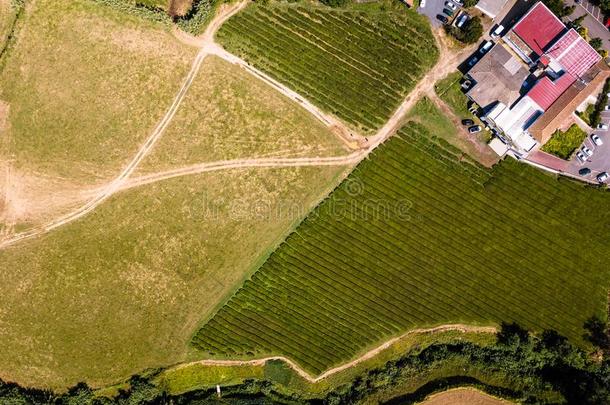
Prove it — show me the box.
[0,0,196,230]
[135,55,349,175]
[0,165,346,389]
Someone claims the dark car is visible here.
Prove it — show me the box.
[436,14,448,24]
[443,7,454,16]
[468,125,482,134]
[462,119,474,126]
[579,168,591,176]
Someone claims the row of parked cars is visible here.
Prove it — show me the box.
[575,134,608,182]
[435,0,463,24]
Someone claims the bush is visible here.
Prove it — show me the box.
[541,124,588,159]
[319,0,349,7]
[463,0,478,7]
[445,16,483,44]
[542,0,575,16]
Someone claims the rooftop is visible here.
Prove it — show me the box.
[475,0,508,18]
[512,2,565,57]
[466,44,530,109]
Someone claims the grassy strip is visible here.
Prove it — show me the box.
[541,124,587,160]
[193,100,610,375]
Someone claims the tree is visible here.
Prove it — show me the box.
[569,14,586,29]
[463,0,478,7]
[497,321,530,346]
[542,0,575,16]
[584,315,610,351]
[462,17,483,44]
[590,37,603,51]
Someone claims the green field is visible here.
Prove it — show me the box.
[193,104,610,375]
[216,2,438,133]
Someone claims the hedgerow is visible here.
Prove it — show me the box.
[193,120,610,376]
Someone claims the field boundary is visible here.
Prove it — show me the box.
[176,324,497,384]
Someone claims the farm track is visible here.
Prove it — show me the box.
[0,2,475,249]
[171,324,497,383]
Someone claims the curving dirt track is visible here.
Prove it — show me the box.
[171,324,497,383]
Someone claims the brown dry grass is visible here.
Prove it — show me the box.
[169,0,194,16]
[134,55,349,175]
[419,387,514,405]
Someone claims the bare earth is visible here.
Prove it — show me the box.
[420,387,514,405]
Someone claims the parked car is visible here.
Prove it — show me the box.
[467,56,479,67]
[420,0,426,7]
[598,123,609,130]
[604,105,610,110]
[592,134,603,146]
[468,125,482,133]
[443,8,454,16]
[455,13,469,28]
[491,24,504,39]
[462,119,474,126]
[597,172,609,182]
[582,145,593,157]
[579,167,591,176]
[445,1,457,10]
[460,79,472,90]
[436,14,448,24]
[576,151,586,163]
[479,40,493,54]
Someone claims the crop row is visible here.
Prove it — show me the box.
[216,3,438,132]
[193,122,610,374]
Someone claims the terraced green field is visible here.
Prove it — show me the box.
[193,115,610,375]
[216,2,438,133]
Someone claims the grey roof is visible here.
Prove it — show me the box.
[466,44,530,110]
[475,0,508,18]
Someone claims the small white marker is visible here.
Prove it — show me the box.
[216,384,221,398]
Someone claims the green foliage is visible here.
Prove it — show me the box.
[91,0,171,24]
[541,124,588,159]
[175,0,219,35]
[590,37,603,51]
[542,0,575,16]
[193,117,610,375]
[319,0,349,7]
[586,79,610,128]
[445,16,483,44]
[583,315,610,351]
[216,3,438,133]
[463,0,478,8]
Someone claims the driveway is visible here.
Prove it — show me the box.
[564,111,610,183]
[418,0,448,28]
[566,0,610,53]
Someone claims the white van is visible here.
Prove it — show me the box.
[491,24,504,39]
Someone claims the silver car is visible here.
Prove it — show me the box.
[592,134,603,146]
[597,172,609,182]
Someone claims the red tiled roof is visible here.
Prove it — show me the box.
[547,29,601,77]
[527,73,575,110]
[513,2,565,56]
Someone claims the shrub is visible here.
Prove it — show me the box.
[541,124,588,159]
[445,16,483,44]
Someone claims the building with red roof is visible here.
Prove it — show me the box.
[509,2,565,59]
[466,1,609,153]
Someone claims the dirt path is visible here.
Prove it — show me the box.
[172,324,496,383]
[0,23,485,252]
[120,153,365,192]
[0,4,241,249]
